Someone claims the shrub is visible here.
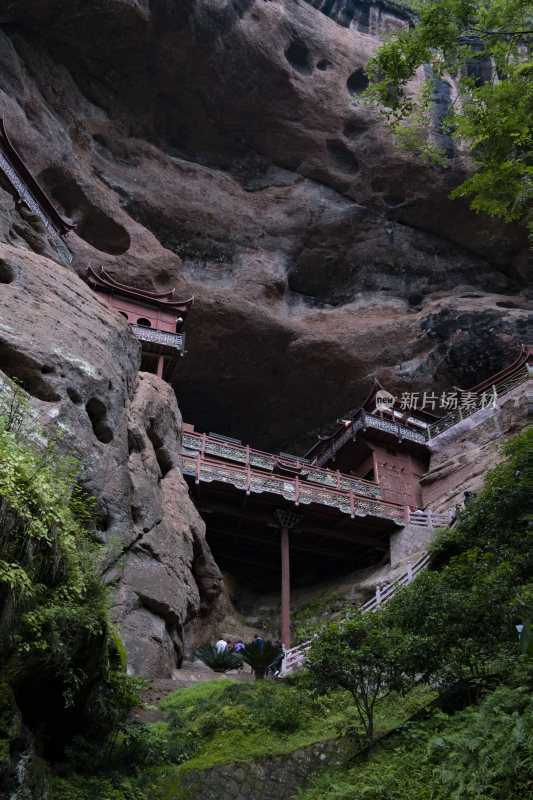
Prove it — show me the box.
[194,643,242,672]
[242,640,283,679]
[0,377,137,758]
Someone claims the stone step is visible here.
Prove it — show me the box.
[178,659,215,673]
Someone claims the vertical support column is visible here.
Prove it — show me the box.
[156,355,165,379]
[274,509,303,651]
[280,526,291,649]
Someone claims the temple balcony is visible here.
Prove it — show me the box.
[182,451,404,523]
[315,408,428,467]
[130,324,186,356]
[182,431,383,502]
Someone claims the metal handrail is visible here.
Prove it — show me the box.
[282,549,433,675]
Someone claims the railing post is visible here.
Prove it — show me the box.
[195,452,201,485]
[376,586,381,606]
[201,432,207,456]
[407,561,413,584]
[337,470,341,490]
[427,508,433,528]
[405,505,411,525]
[295,476,300,506]
[349,489,355,518]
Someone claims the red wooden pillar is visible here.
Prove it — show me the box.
[156,355,165,379]
[280,525,291,649]
[274,509,303,651]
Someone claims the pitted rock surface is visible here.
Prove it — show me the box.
[0,243,223,676]
[0,0,527,455]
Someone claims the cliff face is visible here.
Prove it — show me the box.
[0,242,222,677]
[0,0,527,452]
[0,0,527,678]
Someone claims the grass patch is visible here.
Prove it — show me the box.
[148,678,436,784]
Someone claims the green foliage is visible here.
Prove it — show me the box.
[517,587,533,656]
[364,0,533,223]
[194,643,243,672]
[385,431,530,685]
[0,377,146,770]
[0,377,109,706]
[307,613,414,750]
[292,592,360,644]
[242,640,284,678]
[304,430,530,763]
[427,431,529,568]
[52,775,149,800]
[161,678,312,738]
[297,661,533,800]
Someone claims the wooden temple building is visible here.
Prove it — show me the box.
[0,118,74,257]
[181,347,529,647]
[3,117,529,652]
[86,266,193,380]
[304,380,439,508]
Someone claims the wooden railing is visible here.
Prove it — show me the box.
[131,324,186,354]
[427,365,528,439]
[0,118,74,262]
[181,453,406,524]
[281,550,433,675]
[406,507,455,528]
[182,432,383,500]
[314,409,427,467]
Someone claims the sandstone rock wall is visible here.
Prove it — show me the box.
[421,381,528,512]
[0,243,223,676]
[0,0,527,455]
[0,0,528,677]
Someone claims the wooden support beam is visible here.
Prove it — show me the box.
[196,501,388,549]
[207,525,367,561]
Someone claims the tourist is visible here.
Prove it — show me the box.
[254,633,264,648]
[233,640,245,670]
[215,637,228,653]
[464,491,476,505]
[271,639,284,677]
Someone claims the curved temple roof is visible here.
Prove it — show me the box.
[86,265,194,319]
[454,345,529,394]
[0,118,75,237]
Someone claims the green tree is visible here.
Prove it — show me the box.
[385,431,530,686]
[365,0,533,223]
[306,614,413,753]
